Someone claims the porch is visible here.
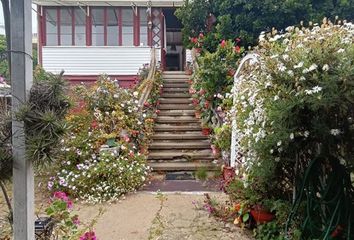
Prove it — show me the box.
[34,0,188,85]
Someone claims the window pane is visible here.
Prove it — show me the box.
[139,8,148,46]
[74,8,86,45]
[45,8,58,46]
[122,8,133,46]
[61,8,73,45]
[107,8,119,46]
[92,8,104,46]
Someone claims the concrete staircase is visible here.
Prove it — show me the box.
[148,71,217,171]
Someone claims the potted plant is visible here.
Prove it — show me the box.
[201,122,211,136]
[250,205,275,224]
[222,165,235,183]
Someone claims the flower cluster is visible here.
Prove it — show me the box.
[49,75,159,203]
[231,20,354,239]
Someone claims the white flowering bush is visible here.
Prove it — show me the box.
[232,20,354,239]
[49,76,158,203]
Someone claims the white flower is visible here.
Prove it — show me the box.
[312,86,322,93]
[308,64,318,72]
[294,62,304,69]
[133,91,139,97]
[304,131,310,138]
[337,48,345,53]
[274,95,279,101]
[290,133,294,140]
[330,129,341,136]
[277,141,282,146]
[322,64,329,71]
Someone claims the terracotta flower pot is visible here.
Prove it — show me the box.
[195,111,201,119]
[250,206,275,224]
[202,127,211,136]
[222,166,235,182]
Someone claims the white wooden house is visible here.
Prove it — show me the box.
[34,0,187,87]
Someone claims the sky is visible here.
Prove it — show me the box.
[0,4,38,34]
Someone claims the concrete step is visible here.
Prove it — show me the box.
[149,140,211,150]
[154,124,201,132]
[148,149,214,160]
[158,110,195,116]
[158,104,194,110]
[163,87,189,93]
[152,132,208,140]
[156,116,198,124]
[148,161,218,171]
[163,83,189,88]
[161,93,191,98]
[163,79,189,84]
[159,98,192,104]
[163,71,186,75]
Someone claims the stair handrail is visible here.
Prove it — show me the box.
[138,48,157,108]
[230,53,260,167]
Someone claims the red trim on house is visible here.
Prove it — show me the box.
[133,9,138,46]
[64,75,140,88]
[148,13,152,47]
[104,7,108,46]
[57,8,61,45]
[86,7,91,46]
[43,8,47,46]
[161,10,166,70]
[118,8,122,45]
[38,6,43,66]
[72,7,75,45]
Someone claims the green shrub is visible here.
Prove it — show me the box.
[50,75,161,203]
[233,20,354,239]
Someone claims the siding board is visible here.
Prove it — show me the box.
[42,46,161,75]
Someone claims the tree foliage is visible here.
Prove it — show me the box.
[176,0,354,49]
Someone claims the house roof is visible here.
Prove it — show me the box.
[34,0,184,7]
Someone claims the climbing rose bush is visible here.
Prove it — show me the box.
[233,20,354,239]
[50,76,154,203]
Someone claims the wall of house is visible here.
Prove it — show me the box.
[38,5,164,87]
[42,46,161,75]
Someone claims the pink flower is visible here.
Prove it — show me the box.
[53,191,68,201]
[199,33,204,38]
[220,40,226,48]
[72,215,80,226]
[80,231,97,240]
[123,135,130,142]
[199,89,206,95]
[66,200,73,209]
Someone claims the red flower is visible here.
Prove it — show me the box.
[204,100,210,108]
[143,101,150,107]
[91,121,98,129]
[190,37,198,44]
[220,40,226,48]
[234,46,241,53]
[199,89,206,95]
[155,109,160,114]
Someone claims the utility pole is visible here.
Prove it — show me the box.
[11,1,34,239]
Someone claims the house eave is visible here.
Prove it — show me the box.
[33,0,184,7]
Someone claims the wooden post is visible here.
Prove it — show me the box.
[11,1,34,239]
